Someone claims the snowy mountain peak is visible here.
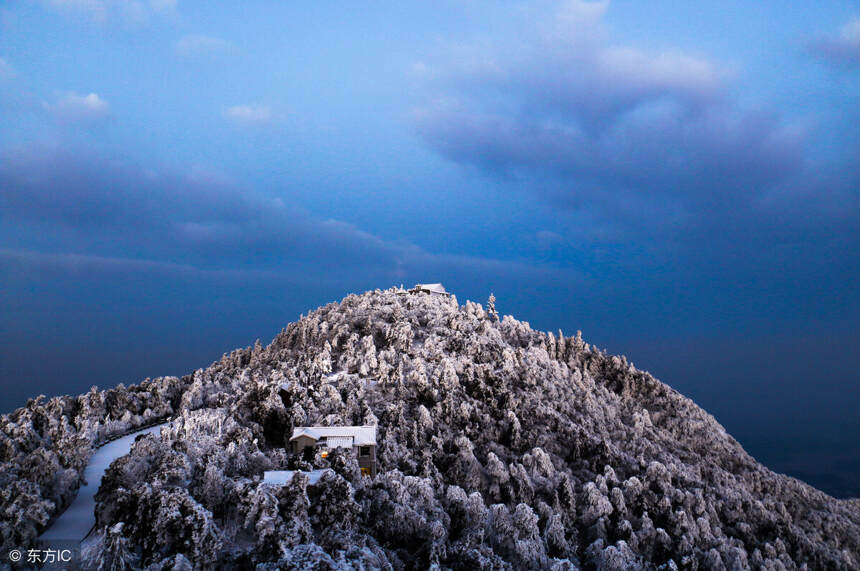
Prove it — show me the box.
[2,288,858,569]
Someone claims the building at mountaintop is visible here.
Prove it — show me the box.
[409,283,450,296]
[289,425,377,476]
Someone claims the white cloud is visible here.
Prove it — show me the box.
[420,3,727,125]
[596,47,726,97]
[175,34,233,59]
[43,0,176,25]
[556,0,609,25]
[224,104,273,127]
[46,92,111,123]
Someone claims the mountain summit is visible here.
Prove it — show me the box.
[2,288,858,569]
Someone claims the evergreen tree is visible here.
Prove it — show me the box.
[487,293,499,322]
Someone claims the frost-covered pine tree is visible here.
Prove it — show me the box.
[82,522,137,571]
[487,293,499,322]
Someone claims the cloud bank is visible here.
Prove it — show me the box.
[412,2,816,234]
[409,1,860,265]
[1,146,398,271]
[0,144,565,287]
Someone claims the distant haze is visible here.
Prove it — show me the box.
[1,1,858,496]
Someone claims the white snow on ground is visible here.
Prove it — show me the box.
[39,424,165,544]
[324,372,345,383]
[263,469,331,486]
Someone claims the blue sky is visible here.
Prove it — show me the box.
[1,1,858,495]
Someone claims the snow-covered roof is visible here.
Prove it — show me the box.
[263,469,331,486]
[412,283,448,294]
[290,427,323,441]
[289,425,377,446]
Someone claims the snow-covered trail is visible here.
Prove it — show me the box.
[39,424,165,544]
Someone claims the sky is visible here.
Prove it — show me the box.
[0,1,858,496]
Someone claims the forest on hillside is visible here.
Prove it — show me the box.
[1,289,858,569]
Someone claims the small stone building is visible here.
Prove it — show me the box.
[409,283,450,296]
[289,425,377,477]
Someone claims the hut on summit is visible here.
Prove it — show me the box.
[409,283,450,296]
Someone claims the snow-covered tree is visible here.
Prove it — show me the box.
[82,522,137,571]
[487,293,499,322]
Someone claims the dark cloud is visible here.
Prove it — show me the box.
[411,1,828,239]
[415,100,804,216]
[0,143,575,283]
[0,145,410,272]
[410,1,860,343]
